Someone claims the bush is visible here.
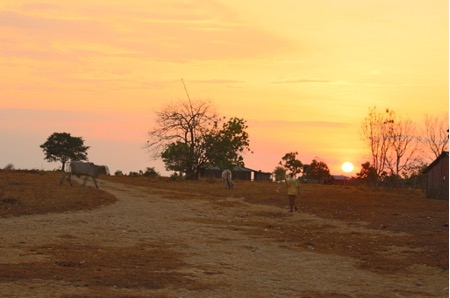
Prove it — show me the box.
[3,163,15,170]
[142,167,159,177]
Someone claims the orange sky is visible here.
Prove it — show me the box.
[1,0,448,176]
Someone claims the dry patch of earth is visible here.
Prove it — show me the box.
[0,171,447,297]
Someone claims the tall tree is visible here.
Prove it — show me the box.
[360,106,391,177]
[146,99,217,179]
[423,113,449,161]
[361,106,422,180]
[146,99,251,180]
[385,111,420,177]
[40,132,89,171]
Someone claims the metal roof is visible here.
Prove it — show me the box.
[422,151,449,174]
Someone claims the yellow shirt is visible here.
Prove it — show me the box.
[286,178,299,195]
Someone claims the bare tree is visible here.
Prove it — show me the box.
[145,99,217,179]
[361,106,391,177]
[423,113,449,161]
[361,106,422,179]
[385,112,420,177]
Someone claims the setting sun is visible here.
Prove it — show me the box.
[341,162,354,173]
[0,0,447,176]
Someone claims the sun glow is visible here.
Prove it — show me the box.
[341,162,354,173]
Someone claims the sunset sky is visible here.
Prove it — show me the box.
[1,0,448,176]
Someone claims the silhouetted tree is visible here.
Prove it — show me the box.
[203,117,251,170]
[356,162,378,186]
[279,152,303,176]
[385,110,421,177]
[304,159,331,183]
[146,99,251,179]
[361,106,421,179]
[423,113,449,161]
[161,141,191,174]
[146,99,217,179]
[361,107,391,177]
[273,166,287,182]
[40,132,89,171]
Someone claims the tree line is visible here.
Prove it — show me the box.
[359,106,448,187]
[38,101,447,187]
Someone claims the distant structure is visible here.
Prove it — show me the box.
[201,165,272,181]
[329,175,350,185]
[422,151,449,200]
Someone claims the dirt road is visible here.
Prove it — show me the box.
[0,179,447,297]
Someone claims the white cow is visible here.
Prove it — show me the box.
[60,161,109,189]
[221,169,234,189]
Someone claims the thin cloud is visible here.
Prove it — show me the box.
[191,79,243,84]
[272,78,407,87]
[250,119,351,129]
[0,3,296,63]
[272,78,356,85]
[273,78,332,84]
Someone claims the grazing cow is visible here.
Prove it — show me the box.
[221,169,234,189]
[60,161,109,189]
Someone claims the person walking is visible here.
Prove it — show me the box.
[285,173,300,212]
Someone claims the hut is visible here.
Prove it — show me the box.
[329,175,350,185]
[254,170,272,182]
[232,166,252,181]
[200,165,271,181]
[199,166,222,179]
[200,165,251,180]
[422,151,449,200]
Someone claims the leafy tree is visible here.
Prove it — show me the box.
[279,152,303,176]
[304,159,331,183]
[146,99,251,180]
[273,166,287,182]
[356,162,378,186]
[161,141,191,174]
[203,117,251,170]
[40,132,89,171]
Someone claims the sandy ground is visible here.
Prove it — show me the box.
[0,178,447,297]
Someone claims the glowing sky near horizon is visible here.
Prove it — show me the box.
[0,0,448,176]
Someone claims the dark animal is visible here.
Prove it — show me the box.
[60,161,109,189]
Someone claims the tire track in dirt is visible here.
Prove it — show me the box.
[0,179,447,297]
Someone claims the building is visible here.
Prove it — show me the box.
[422,151,449,200]
[253,170,272,182]
[200,165,272,181]
[328,175,350,185]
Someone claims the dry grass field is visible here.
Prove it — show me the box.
[0,170,448,297]
[104,175,449,272]
[0,170,116,217]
